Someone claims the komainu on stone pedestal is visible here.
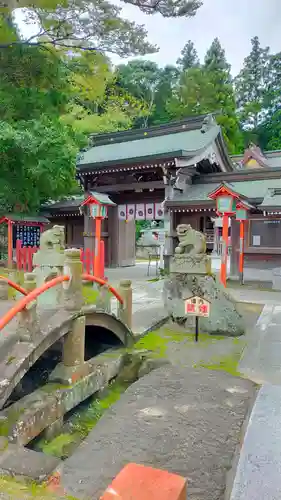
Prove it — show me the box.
[170,224,211,275]
[33,225,66,308]
[163,224,244,336]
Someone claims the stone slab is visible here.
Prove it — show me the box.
[0,444,60,481]
[230,384,281,500]
[61,365,255,500]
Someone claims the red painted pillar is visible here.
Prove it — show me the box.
[94,216,102,278]
[239,220,245,285]
[220,214,228,287]
[7,219,13,269]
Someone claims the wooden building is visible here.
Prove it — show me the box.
[74,114,234,267]
[41,115,281,276]
[41,196,84,248]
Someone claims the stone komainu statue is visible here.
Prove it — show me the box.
[40,225,65,251]
[175,224,206,256]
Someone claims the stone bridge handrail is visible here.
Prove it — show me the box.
[0,275,28,296]
[0,275,70,331]
[0,274,125,332]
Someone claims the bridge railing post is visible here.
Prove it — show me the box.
[23,272,37,293]
[63,316,85,368]
[117,279,132,329]
[17,272,38,341]
[0,278,8,300]
[61,248,85,372]
[63,248,83,311]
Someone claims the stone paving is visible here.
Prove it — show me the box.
[230,384,281,500]
[61,366,255,500]
[239,304,281,385]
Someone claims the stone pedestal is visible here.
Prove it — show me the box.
[163,272,244,336]
[170,254,211,275]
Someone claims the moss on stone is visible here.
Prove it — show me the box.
[134,328,225,358]
[40,383,70,394]
[35,379,129,460]
[0,475,76,499]
[198,338,245,377]
[0,408,24,437]
[40,433,79,459]
[82,286,99,305]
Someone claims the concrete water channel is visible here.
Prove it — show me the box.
[20,299,260,466]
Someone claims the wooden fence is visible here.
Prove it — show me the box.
[15,240,105,278]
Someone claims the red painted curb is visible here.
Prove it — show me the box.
[100,463,187,500]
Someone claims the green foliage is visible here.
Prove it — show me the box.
[235,36,271,129]
[1,0,203,55]
[168,39,243,153]
[0,39,147,211]
[116,60,179,127]
[135,220,151,241]
[235,37,281,150]
[176,39,199,71]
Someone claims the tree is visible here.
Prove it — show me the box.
[2,0,203,18]
[0,42,146,211]
[235,36,270,129]
[204,37,230,72]
[1,0,203,55]
[177,40,199,71]
[253,52,281,151]
[150,65,179,125]
[116,60,162,127]
[168,40,243,153]
[0,44,85,212]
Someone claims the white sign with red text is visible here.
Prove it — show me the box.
[184,296,210,318]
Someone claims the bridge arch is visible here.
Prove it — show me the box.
[0,308,134,410]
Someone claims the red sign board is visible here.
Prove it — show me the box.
[184,296,210,318]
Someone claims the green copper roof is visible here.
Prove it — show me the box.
[260,188,281,208]
[78,125,220,168]
[168,178,281,205]
[89,191,116,206]
[2,214,49,223]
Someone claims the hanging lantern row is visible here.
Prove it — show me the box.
[118,203,164,221]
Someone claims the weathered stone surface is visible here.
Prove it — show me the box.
[0,307,133,410]
[33,225,66,308]
[0,280,8,301]
[0,352,125,445]
[0,444,60,481]
[63,248,83,311]
[163,274,245,336]
[61,366,255,500]
[170,254,211,275]
[63,316,85,368]
[138,357,170,378]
